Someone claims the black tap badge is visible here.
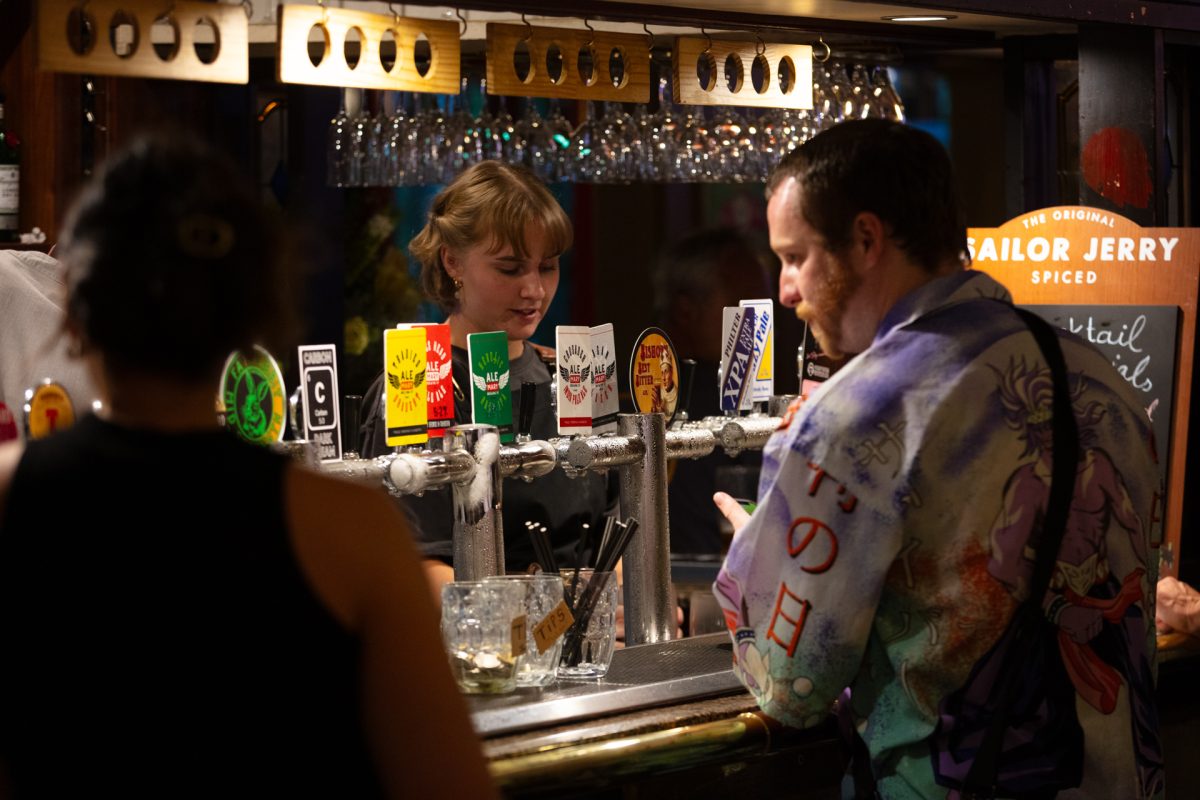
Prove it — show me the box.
[298,343,342,462]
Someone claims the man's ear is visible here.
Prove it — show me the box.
[851,211,887,272]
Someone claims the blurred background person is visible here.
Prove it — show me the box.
[0,248,97,442]
[0,134,495,799]
[652,228,772,556]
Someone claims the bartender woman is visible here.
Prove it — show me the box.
[361,161,611,591]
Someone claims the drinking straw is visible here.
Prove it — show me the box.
[562,517,640,664]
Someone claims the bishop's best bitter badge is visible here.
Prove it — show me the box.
[412,323,454,439]
[22,380,75,440]
[739,298,774,404]
[556,325,593,435]
[384,327,429,448]
[221,347,286,444]
[297,343,342,462]
[590,323,618,434]
[719,306,757,414]
[467,331,513,442]
[629,327,679,425]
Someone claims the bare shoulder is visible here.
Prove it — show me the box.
[283,465,420,632]
[287,464,402,527]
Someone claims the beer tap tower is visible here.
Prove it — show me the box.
[320,317,790,647]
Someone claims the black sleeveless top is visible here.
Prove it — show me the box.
[0,416,381,798]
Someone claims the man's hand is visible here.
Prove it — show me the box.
[1156,576,1200,636]
[713,491,751,535]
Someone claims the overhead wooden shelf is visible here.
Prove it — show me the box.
[673,37,813,109]
[485,22,651,102]
[37,0,249,84]
[276,4,460,93]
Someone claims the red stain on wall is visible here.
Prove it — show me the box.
[1081,127,1153,209]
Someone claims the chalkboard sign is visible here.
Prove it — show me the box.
[1022,304,1179,515]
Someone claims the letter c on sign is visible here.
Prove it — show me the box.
[315,381,326,405]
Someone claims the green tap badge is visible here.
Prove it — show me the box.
[221,346,286,444]
[467,331,513,442]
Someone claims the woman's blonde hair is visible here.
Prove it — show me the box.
[411,161,573,312]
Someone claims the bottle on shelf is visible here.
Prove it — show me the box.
[0,95,20,243]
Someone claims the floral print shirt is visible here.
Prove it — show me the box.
[715,270,1163,799]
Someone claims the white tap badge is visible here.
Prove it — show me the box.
[556,326,593,435]
[589,323,618,434]
[739,298,774,405]
[719,306,757,415]
[298,344,342,462]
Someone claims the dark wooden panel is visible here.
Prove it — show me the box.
[1078,24,1166,226]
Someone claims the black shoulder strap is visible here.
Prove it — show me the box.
[961,308,1080,798]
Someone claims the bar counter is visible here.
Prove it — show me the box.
[475,632,1200,797]
[472,634,846,798]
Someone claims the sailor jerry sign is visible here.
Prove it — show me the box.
[970,207,1200,573]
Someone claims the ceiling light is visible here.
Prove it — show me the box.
[881,15,957,22]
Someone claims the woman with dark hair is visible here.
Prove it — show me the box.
[360,161,610,593]
[0,134,495,798]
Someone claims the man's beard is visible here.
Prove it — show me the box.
[794,254,861,360]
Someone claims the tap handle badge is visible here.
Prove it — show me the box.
[383,327,430,448]
[298,343,343,462]
[590,323,619,434]
[467,330,514,443]
[556,325,593,436]
[719,307,757,414]
[220,346,287,445]
[629,327,679,426]
[22,380,75,440]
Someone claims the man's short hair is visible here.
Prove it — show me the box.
[766,119,967,273]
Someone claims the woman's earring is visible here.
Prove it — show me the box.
[453,277,464,291]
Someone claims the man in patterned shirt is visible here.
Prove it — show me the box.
[714,119,1163,799]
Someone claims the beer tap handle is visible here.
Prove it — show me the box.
[517,381,536,442]
[679,358,697,424]
[288,387,303,439]
[342,394,363,459]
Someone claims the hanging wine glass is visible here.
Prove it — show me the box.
[543,100,574,182]
[518,103,553,181]
[327,90,351,187]
[872,66,906,122]
[383,92,408,187]
[365,100,388,187]
[674,106,707,183]
[811,61,839,132]
[600,101,637,183]
[569,101,609,183]
[847,63,874,120]
[644,77,682,182]
[347,103,370,188]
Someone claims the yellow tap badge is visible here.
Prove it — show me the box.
[24,381,75,440]
[384,327,429,447]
